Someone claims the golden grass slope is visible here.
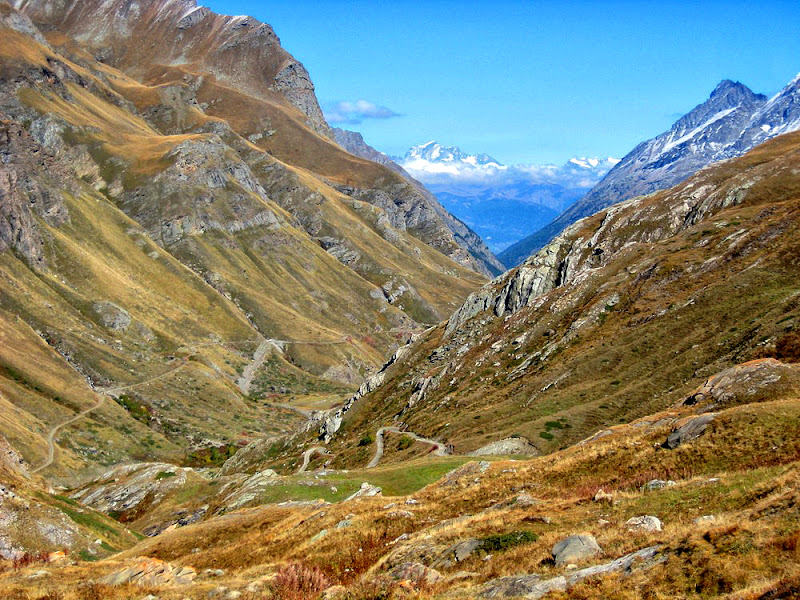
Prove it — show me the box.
[0,371,797,598]
[0,8,486,481]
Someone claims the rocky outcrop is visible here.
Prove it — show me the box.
[0,119,68,267]
[662,414,716,449]
[552,534,602,566]
[100,556,196,587]
[69,463,192,518]
[682,359,800,410]
[317,335,419,441]
[446,139,773,337]
[480,545,662,598]
[469,437,539,457]
[625,515,662,532]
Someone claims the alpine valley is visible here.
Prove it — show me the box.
[0,1,799,599]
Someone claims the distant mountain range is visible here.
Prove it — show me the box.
[395,142,619,253]
[499,74,800,266]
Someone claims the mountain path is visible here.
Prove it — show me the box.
[367,426,448,469]
[297,446,334,473]
[237,339,271,396]
[32,358,188,474]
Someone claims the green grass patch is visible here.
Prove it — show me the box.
[480,530,539,552]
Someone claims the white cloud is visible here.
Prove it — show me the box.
[324,100,401,124]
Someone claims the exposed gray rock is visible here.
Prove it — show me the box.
[431,538,483,569]
[480,545,662,598]
[389,562,442,585]
[625,515,662,532]
[644,479,676,491]
[552,534,602,566]
[480,574,566,599]
[565,545,662,585]
[469,437,539,456]
[317,336,418,441]
[344,482,382,502]
[92,301,132,331]
[662,414,716,449]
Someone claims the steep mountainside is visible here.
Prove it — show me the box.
[316,130,800,465]
[14,0,500,278]
[332,128,504,275]
[501,76,800,266]
[0,0,490,481]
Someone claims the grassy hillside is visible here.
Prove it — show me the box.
[319,130,800,467]
[1,372,797,598]
[0,6,485,481]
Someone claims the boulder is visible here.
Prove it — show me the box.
[344,482,382,501]
[92,301,132,331]
[389,562,442,585]
[480,574,567,598]
[662,414,715,449]
[625,516,662,532]
[593,489,614,504]
[552,535,602,566]
[432,538,484,569]
[644,479,676,491]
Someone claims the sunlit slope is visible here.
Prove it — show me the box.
[323,131,800,465]
[0,12,481,481]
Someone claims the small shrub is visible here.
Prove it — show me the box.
[544,421,564,430]
[776,331,800,362]
[397,435,414,450]
[480,530,538,552]
[155,471,176,480]
[539,431,554,441]
[272,563,331,600]
[12,551,49,570]
[358,434,374,447]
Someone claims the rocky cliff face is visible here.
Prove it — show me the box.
[333,127,505,276]
[502,75,800,265]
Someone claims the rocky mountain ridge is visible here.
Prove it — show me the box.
[331,128,505,275]
[0,0,492,481]
[316,129,800,464]
[500,74,800,266]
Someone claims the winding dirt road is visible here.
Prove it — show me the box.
[32,358,189,474]
[367,426,448,469]
[297,446,335,473]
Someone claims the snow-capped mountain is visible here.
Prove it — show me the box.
[398,141,617,187]
[499,73,800,267]
[393,143,617,252]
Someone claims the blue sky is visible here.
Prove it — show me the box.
[205,0,800,165]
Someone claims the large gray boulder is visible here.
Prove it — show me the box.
[625,516,662,533]
[552,534,602,566]
[481,574,566,598]
[662,414,715,449]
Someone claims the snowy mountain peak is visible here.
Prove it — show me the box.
[567,157,620,170]
[404,141,502,167]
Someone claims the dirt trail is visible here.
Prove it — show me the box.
[33,359,188,474]
[237,339,271,396]
[297,446,334,473]
[367,426,448,469]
